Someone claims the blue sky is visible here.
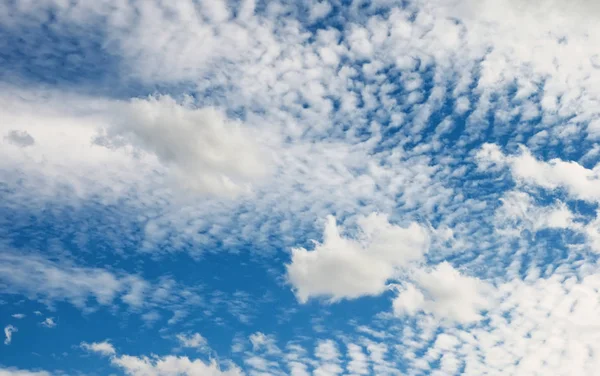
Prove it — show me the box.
[2,0,600,375]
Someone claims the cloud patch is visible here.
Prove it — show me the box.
[81,340,116,356]
[477,144,600,202]
[4,325,16,345]
[96,96,269,196]
[4,130,34,147]
[286,213,429,303]
[176,333,208,352]
[0,368,50,376]
[393,262,493,323]
[82,340,242,376]
[0,252,142,309]
[40,318,56,328]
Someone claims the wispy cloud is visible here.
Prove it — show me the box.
[83,341,242,376]
[0,367,50,376]
[4,325,17,345]
[40,318,56,328]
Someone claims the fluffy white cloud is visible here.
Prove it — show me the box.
[4,325,16,345]
[314,340,342,376]
[477,144,600,202]
[11,314,25,319]
[83,340,242,375]
[249,332,280,355]
[480,146,600,253]
[96,95,269,196]
[582,211,600,253]
[235,262,600,374]
[177,333,208,351]
[346,343,369,375]
[0,89,269,199]
[3,0,600,374]
[422,270,600,375]
[495,190,574,235]
[287,213,429,302]
[393,262,493,323]
[112,355,241,376]
[81,340,116,356]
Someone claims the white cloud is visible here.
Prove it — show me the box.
[0,251,202,322]
[392,284,426,317]
[287,213,429,302]
[176,333,208,351]
[495,190,575,235]
[346,344,369,375]
[167,310,188,326]
[4,325,17,345]
[40,317,56,328]
[81,340,116,356]
[249,332,280,355]
[84,340,242,375]
[422,269,600,375]
[454,96,470,114]
[284,344,310,376]
[355,326,387,340]
[314,340,342,376]
[0,368,50,376]
[477,144,600,202]
[480,146,600,253]
[112,355,242,376]
[0,89,269,199]
[141,311,161,326]
[0,0,487,265]
[11,314,25,319]
[582,211,600,253]
[393,262,493,323]
[0,252,142,309]
[96,95,269,196]
[3,1,600,374]
[231,264,600,373]
[364,341,397,375]
[309,1,332,22]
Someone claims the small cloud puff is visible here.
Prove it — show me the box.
[393,262,493,323]
[4,325,17,345]
[41,317,56,328]
[81,340,116,356]
[177,333,208,351]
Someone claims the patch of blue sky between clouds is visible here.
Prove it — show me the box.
[2,0,600,375]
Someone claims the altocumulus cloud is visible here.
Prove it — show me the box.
[3,0,600,375]
[82,341,242,376]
